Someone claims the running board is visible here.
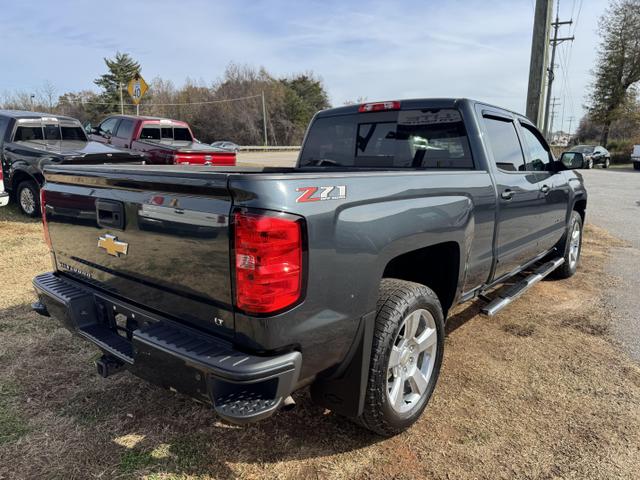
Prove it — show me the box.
[481,257,565,316]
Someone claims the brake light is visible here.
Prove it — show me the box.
[40,188,52,250]
[358,101,400,113]
[234,210,304,314]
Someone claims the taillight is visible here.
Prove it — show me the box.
[358,101,400,113]
[233,210,304,314]
[40,188,52,250]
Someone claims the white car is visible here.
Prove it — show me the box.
[211,141,240,153]
[0,169,8,207]
[632,145,640,171]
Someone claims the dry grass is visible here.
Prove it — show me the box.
[0,203,639,479]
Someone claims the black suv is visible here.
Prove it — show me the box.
[0,110,145,216]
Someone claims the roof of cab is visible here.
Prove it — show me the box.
[0,110,80,122]
[314,98,530,122]
[109,114,188,124]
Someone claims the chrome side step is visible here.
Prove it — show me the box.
[481,257,565,316]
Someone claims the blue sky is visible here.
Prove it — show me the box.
[0,0,606,132]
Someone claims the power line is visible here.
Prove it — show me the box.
[58,93,262,107]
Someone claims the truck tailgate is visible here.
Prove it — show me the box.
[42,165,235,336]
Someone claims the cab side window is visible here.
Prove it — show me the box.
[520,124,552,172]
[483,116,525,172]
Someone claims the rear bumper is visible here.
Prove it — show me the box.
[33,272,301,424]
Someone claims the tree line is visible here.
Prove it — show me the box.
[578,0,640,154]
[0,54,330,146]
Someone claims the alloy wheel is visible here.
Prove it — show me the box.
[386,308,438,413]
[20,187,36,215]
[568,220,581,269]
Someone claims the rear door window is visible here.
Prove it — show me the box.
[99,117,119,136]
[0,117,8,143]
[299,108,474,168]
[115,119,135,139]
[482,116,525,172]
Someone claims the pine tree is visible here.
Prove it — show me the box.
[587,0,640,146]
[93,52,141,114]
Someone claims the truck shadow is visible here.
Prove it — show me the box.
[0,302,382,478]
[0,202,40,224]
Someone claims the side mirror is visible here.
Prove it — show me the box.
[560,153,584,169]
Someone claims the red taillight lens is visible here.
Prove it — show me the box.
[358,101,400,113]
[40,188,52,250]
[234,210,303,314]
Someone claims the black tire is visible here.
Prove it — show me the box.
[603,157,610,168]
[16,180,40,217]
[586,158,593,169]
[551,210,583,279]
[633,162,640,171]
[358,279,445,437]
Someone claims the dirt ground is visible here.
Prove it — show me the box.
[1,203,639,480]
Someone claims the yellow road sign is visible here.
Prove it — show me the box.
[127,73,148,105]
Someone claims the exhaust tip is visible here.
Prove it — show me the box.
[281,395,296,412]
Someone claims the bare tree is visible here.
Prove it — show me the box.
[586,0,640,146]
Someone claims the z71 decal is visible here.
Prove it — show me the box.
[296,185,347,203]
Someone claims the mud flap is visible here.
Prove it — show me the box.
[310,311,375,418]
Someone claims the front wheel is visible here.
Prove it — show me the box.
[586,159,593,169]
[551,210,583,279]
[603,157,610,168]
[16,180,40,217]
[358,279,445,436]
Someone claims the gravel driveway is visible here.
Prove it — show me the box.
[580,167,640,361]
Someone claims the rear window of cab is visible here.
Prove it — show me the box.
[299,108,473,169]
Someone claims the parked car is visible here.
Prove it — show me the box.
[211,141,240,153]
[88,116,236,166]
[33,98,586,436]
[632,145,640,170]
[0,110,146,216]
[564,145,610,169]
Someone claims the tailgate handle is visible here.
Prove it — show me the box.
[96,199,125,230]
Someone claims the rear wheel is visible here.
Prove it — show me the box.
[551,210,583,279]
[634,162,640,171]
[16,180,40,217]
[358,279,444,437]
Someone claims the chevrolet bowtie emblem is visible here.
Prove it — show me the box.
[98,234,129,257]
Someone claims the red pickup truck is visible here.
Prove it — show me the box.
[88,115,236,166]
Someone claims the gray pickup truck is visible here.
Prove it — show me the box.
[32,98,587,436]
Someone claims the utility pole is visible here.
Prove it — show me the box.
[119,83,124,115]
[549,97,561,142]
[526,0,553,126]
[567,116,575,136]
[261,91,268,147]
[542,12,574,138]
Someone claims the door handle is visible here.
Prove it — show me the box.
[501,189,514,200]
[540,185,550,194]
